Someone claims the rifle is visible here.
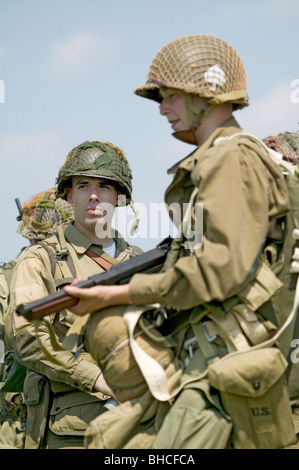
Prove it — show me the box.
[15,198,23,221]
[16,237,173,322]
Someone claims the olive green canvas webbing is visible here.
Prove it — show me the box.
[123,135,299,401]
[123,270,299,402]
[34,231,126,365]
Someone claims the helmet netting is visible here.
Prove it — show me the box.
[17,188,74,240]
[72,147,104,168]
[135,34,248,108]
[264,132,299,165]
[56,141,133,203]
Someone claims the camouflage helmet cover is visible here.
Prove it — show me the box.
[56,141,133,204]
[134,34,249,109]
[263,132,299,165]
[17,187,74,241]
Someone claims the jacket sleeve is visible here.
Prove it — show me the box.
[10,246,101,392]
[0,268,9,341]
[129,140,289,310]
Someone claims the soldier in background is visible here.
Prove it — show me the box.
[9,140,141,449]
[0,187,74,448]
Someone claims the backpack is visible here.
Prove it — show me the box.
[262,132,299,400]
[215,131,299,400]
[0,260,18,323]
[0,230,78,390]
[0,259,26,392]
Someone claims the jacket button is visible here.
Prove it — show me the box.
[252,381,260,390]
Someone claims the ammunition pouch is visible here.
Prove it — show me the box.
[23,370,51,449]
[23,370,106,448]
[208,347,296,448]
[0,350,27,393]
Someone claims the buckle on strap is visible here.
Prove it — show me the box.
[184,336,197,358]
[202,321,217,342]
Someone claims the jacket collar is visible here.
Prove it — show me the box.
[64,222,128,256]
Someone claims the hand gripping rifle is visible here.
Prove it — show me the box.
[16,237,173,322]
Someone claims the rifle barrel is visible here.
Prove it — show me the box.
[16,237,172,321]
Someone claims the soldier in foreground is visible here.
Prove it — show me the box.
[9,140,141,449]
[50,37,299,448]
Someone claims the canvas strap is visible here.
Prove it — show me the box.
[85,249,115,270]
[125,134,299,401]
[123,272,299,402]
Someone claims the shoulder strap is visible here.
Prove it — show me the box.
[85,248,116,270]
[37,240,57,279]
[37,232,77,286]
[162,185,201,272]
[33,233,79,368]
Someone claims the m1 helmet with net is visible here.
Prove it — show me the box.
[17,187,74,241]
[56,141,133,205]
[263,132,299,166]
[134,34,249,144]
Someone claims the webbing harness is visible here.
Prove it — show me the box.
[123,133,299,402]
[33,229,116,366]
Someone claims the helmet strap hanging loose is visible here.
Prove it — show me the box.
[129,200,140,236]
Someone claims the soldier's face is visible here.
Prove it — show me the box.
[159,88,209,134]
[159,88,190,132]
[67,176,118,240]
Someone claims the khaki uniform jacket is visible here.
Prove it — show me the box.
[0,268,9,343]
[129,118,289,310]
[11,222,137,393]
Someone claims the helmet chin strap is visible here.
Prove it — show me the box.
[172,93,216,145]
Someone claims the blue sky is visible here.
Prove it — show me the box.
[1,0,299,261]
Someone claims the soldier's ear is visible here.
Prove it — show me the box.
[66,187,73,204]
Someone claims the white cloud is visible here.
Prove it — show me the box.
[42,31,121,79]
[238,81,299,138]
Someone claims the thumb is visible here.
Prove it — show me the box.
[64,284,89,298]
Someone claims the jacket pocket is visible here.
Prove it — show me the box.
[208,347,296,449]
[49,390,105,436]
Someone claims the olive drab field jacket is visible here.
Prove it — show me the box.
[9,222,141,448]
[11,222,139,391]
[129,117,289,313]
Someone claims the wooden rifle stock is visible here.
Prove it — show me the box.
[16,237,172,322]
